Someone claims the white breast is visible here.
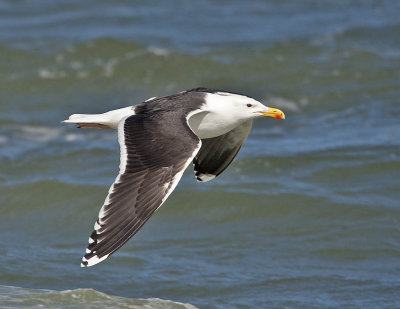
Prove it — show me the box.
[187,92,255,139]
[188,111,246,139]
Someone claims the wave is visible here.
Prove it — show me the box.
[1,28,397,98]
[0,285,198,309]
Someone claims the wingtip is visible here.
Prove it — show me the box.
[81,253,109,267]
[80,232,109,267]
[195,172,216,182]
[81,235,110,267]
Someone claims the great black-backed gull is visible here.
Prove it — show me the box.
[63,87,285,267]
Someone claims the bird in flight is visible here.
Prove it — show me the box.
[63,88,285,267]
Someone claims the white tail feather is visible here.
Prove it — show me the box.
[63,106,135,129]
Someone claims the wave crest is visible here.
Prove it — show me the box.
[0,285,198,309]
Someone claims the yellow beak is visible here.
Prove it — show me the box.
[258,107,285,119]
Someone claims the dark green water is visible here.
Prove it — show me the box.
[0,1,399,308]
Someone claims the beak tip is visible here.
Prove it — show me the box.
[259,108,285,119]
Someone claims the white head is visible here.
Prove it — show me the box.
[188,91,285,139]
[204,91,285,120]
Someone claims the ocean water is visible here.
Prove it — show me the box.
[0,0,400,308]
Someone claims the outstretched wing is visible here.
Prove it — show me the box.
[82,113,201,267]
[193,120,252,182]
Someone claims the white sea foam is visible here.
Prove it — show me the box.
[262,96,308,113]
[104,58,119,77]
[70,61,83,70]
[148,46,170,56]
[38,68,67,79]
[20,125,63,142]
[14,125,114,147]
[0,286,199,309]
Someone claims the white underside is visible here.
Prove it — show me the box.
[187,110,246,139]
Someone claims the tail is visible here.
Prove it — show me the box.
[62,113,110,129]
[62,106,135,129]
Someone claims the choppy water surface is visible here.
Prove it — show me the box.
[0,1,399,308]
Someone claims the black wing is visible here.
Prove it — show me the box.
[193,120,252,182]
[82,113,201,267]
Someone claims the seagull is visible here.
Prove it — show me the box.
[63,87,285,267]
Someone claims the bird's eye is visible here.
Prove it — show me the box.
[247,103,252,107]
